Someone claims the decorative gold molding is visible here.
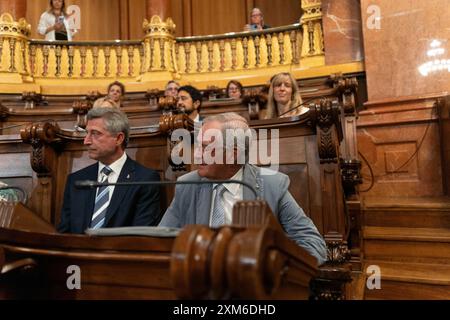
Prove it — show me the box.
[300,0,324,57]
[0,13,31,39]
[142,15,176,39]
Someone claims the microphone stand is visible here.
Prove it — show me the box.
[75,179,259,200]
[278,97,318,117]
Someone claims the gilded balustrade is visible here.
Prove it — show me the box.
[0,6,325,85]
[28,40,143,79]
[175,23,305,74]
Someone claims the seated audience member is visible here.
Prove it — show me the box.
[244,8,271,31]
[93,81,125,109]
[165,80,180,98]
[58,107,161,234]
[265,72,308,119]
[177,85,203,122]
[159,112,327,265]
[38,0,77,41]
[226,80,243,99]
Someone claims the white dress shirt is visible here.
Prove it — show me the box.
[97,152,128,203]
[209,168,243,226]
[37,11,77,41]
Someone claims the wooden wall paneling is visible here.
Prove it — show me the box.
[119,0,130,40]
[245,0,256,23]
[25,0,46,39]
[128,0,147,39]
[254,0,302,28]
[304,135,323,235]
[438,96,450,196]
[170,0,185,37]
[191,0,248,36]
[358,122,443,198]
[180,0,192,37]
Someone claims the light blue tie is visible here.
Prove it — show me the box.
[210,184,226,227]
[90,166,113,229]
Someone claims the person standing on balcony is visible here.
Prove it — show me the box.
[244,8,271,31]
[38,0,77,41]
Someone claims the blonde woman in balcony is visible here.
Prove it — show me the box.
[38,0,77,41]
[265,72,308,119]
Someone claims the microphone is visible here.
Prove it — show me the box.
[0,185,28,203]
[278,96,318,117]
[75,179,259,200]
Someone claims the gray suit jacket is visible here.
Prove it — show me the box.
[159,164,327,265]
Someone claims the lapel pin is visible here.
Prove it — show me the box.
[127,174,130,179]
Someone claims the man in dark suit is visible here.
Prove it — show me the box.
[58,107,161,234]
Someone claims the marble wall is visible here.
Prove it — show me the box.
[360,0,450,101]
[322,0,364,65]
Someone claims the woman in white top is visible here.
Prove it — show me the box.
[38,0,77,41]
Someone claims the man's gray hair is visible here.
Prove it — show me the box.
[203,112,252,163]
[87,107,130,148]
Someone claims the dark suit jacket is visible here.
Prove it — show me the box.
[58,156,161,234]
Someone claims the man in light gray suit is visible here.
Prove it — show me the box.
[159,112,327,265]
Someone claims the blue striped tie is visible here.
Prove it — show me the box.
[90,166,113,229]
[210,184,226,227]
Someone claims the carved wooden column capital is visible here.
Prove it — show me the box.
[21,91,43,109]
[0,102,8,120]
[159,114,193,134]
[20,122,61,175]
[242,88,268,120]
[159,114,194,172]
[72,100,93,129]
[309,99,342,163]
[331,73,358,115]
[85,90,102,105]
[145,88,162,109]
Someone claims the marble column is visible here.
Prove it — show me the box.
[0,0,27,19]
[146,0,172,20]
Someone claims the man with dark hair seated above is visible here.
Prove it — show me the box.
[176,85,203,122]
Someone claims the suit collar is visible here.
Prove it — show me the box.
[82,163,100,231]
[103,156,135,226]
[242,164,263,200]
[194,164,262,225]
[196,183,212,225]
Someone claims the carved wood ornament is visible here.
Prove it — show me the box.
[20,122,61,175]
[309,99,342,163]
